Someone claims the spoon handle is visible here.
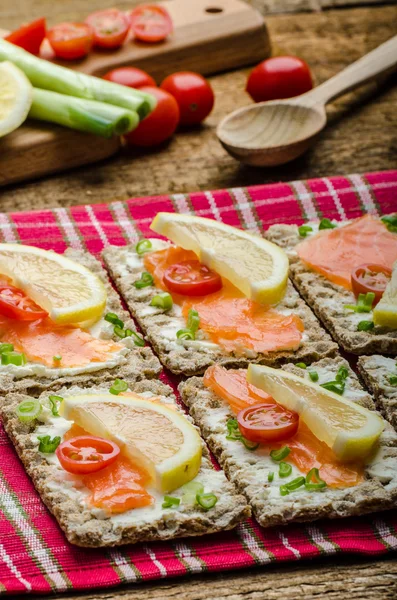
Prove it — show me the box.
[306,35,397,105]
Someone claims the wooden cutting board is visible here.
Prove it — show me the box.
[0,0,270,187]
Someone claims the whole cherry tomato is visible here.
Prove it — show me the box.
[56,436,120,474]
[130,5,173,43]
[246,56,313,103]
[237,402,299,443]
[163,260,222,295]
[5,17,46,55]
[124,86,179,147]
[103,67,156,88]
[47,22,94,60]
[351,264,392,305]
[160,72,214,125]
[85,9,130,49]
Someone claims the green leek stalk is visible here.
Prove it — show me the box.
[0,39,156,119]
[29,88,139,137]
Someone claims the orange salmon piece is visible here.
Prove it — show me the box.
[144,247,303,355]
[296,215,397,290]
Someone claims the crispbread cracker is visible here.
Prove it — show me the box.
[179,357,397,528]
[103,244,337,376]
[358,355,397,430]
[0,380,250,547]
[0,249,161,396]
[266,223,397,355]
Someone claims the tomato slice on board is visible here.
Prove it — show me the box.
[163,260,222,296]
[351,264,392,305]
[56,435,120,474]
[47,22,94,60]
[237,403,299,443]
[85,9,130,49]
[5,17,46,55]
[0,284,48,321]
[130,5,173,43]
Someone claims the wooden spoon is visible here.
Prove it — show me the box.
[217,35,397,167]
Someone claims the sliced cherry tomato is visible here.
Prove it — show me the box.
[351,264,392,305]
[103,67,156,88]
[85,9,130,49]
[246,56,313,103]
[5,17,46,55]
[237,402,299,443]
[130,5,173,43]
[160,72,214,126]
[163,260,222,296]
[0,284,48,321]
[47,22,94,60]
[124,86,179,146]
[56,435,120,474]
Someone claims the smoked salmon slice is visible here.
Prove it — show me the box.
[296,215,397,290]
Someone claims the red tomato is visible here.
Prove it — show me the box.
[246,56,313,103]
[85,9,130,49]
[237,403,299,443]
[351,264,392,305]
[56,436,120,474]
[0,284,47,321]
[124,86,179,146]
[103,67,156,88]
[163,260,222,296]
[5,17,46,55]
[130,5,173,43]
[47,22,94,60]
[160,72,214,126]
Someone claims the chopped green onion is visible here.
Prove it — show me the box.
[114,325,126,338]
[129,331,145,347]
[345,292,375,313]
[177,328,195,340]
[305,467,327,491]
[181,481,204,504]
[133,272,154,289]
[298,225,313,237]
[226,418,241,441]
[162,495,181,509]
[1,351,27,366]
[320,380,345,395]
[279,461,292,478]
[241,438,259,452]
[357,320,375,332]
[16,399,41,423]
[105,312,124,328]
[150,292,173,310]
[388,375,397,386]
[268,471,274,482]
[37,435,61,454]
[270,446,291,462]
[296,362,306,369]
[381,214,397,233]
[109,378,128,395]
[196,492,218,510]
[135,239,152,255]
[187,309,200,334]
[0,343,14,354]
[48,395,63,417]
[285,476,305,491]
[336,365,349,382]
[53,355,62,363]
[308,370,319,382]
[319,218,336,230]
[280,485,289,496]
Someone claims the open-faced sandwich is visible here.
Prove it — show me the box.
[358,355,397,430]
[0,379,250,547]
[103,214,337,376]
[0,244,160,395]
[266,214,397,355]
[179,357,397,527]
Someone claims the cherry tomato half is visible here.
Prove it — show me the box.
[351,264,392,305]
[160,72,214,126]
[56,435,120,474]
[0,284,48,321]
[85,9,130,49]
[5,17,46,55]
[124,86,179,146]
[163,260,222,296]
[103,67,156,88]
[47,22,94,60]
[237,402,299,443]
[130,5,173,43]
[246,56,313,103]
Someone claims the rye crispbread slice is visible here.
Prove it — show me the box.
[358,355,397,431]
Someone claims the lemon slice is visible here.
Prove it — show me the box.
[151,213,289,305]
[0,61,32,138]
[373,261,397,327]
[0,244,106,324]
[62,393,202,493]
[247,364,384,461]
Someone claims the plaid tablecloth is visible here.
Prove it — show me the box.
[0,170,396,595]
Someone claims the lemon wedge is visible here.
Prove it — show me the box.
[0,244,106,324]
[247,364,384,461]
[151,213,289,305]
[373,261,397,327]
[0,61,32,138]
[62,393,202,493]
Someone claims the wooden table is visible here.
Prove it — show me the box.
[1,1,397,599]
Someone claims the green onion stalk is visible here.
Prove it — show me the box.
[0,39,156,119]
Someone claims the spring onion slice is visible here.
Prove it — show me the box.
[0,343,14,354]
[357,320,374,332]
[308,370,319,382]
[335,365,349,382]
[320,380,345,395]
[105,313,124,328]
[241,437,259,451]
[135,239,152,255]
[16,399,41,423]
[187,309,200,334]
[388,375,397,386]
[226,418,241,441]
[270,446,290,462]
[345,292,375,313]
[37,435,61,453]
[381,214,397,233]
[53,355,62,363]
[48,395,63,417]
[133,272,154,289]
[162,495,181,509]
[298,225,313,237]
[114,325,125,338]
[130,331,145,347]
[1,351,27,366]
[279,461,292,478]
[279,485,289,496]
[296,362,306,369]
[319,218,336,230]
[196,492,218,510]
[181,481,204,504]
[177,328,195,340]
[268,471,274,482]
[285,476,305,491]
[305,467,327,491]
[109,378,128,395]
[150,292,173,310]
